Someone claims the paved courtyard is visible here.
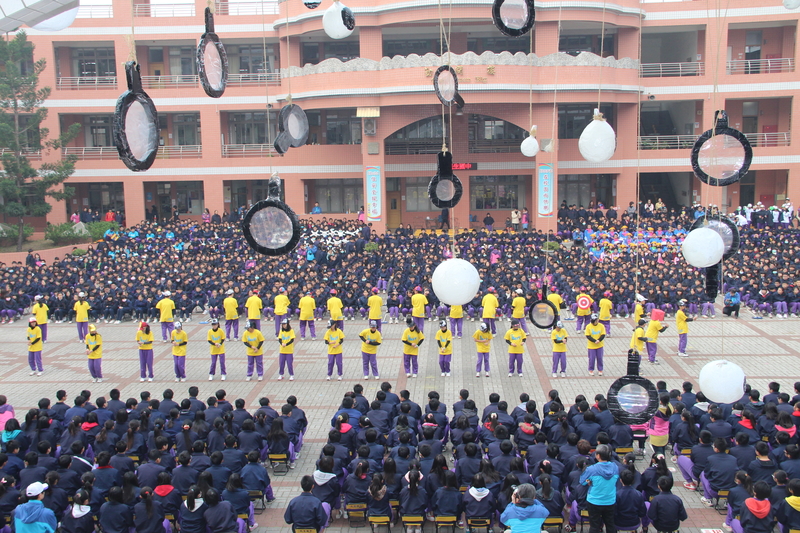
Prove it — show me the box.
[2,307,797,532]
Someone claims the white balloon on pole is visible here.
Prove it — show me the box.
[579,108,616,163]
[33,5,79,31]
[681,227,725,268]
[698,360,746,404]
[432,259,481,306]
[520,126,539,157]
[784,0,800,9]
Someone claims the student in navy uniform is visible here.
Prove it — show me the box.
[463,473,496,523]
[399,469,427,532]
[701,438,739,507]
[222,473,255,529]
[312,456,342,520]
[172,451,199,494]
[431,470,462,518]
[137,449,167,489]
[285,475,329,530]
[615,469,648,531]
[737,481,775,533]
[647,476,688,532]
[178,485,208,533]
[240,451,274,502]
[343,460,371,505]
[776,478,800,531]
[153,471,182,518]
[203,487,240,533]
[206,451,232,493]
[58,489,95,533]
[99,486,134,533]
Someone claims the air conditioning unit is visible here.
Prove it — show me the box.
[363,118,376,136]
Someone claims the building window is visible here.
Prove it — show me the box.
[470,176,523,210]
[314,178,363,213]
[559,34,614,57]
[86,115,114,147]
[467,37,530,54]
[72,48,116,77]
[302,41,359,65]
[174,114,200,145]
[388,116,445,140]
[383,39,444,57]
[405,177,436,212]
[168,46,197,76]
[228,112,277,144]
[228,44,277,74]
[558,104,614,139]
[85,183,125,214]
[326,110,361,145]
[175,181,204,215]
[386,178,400,192]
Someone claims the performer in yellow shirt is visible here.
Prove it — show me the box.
[359,320,383,380]
[207,318,226,381]
[511,289,529,334]
[473,322,493,377]
[644,314,668,364]
[630,319,647,355]
[73,291,91,342]
[86,324,103,383]
[634,294,647,323]
[171,321,188,382]
[223,289,240,341]
[27,317,44,376]
[676,299,693,358]
[448,303,464,338]
[435,320,453,377]
[327,290,345,330]
[243,320,266,381]
[277,319,296,381]
[136,321,155,382]
[598,292,614,337]
[367,289,383,333]
[32,295,49,343]
[324,319,345,381]
[244,290,263,331]
[156,291,176,343]
[410,286,428,333]
[574,288,594,333]
[482,287,500,334]
[585,313,607,376]
[551,321,568,378]
[401,317,425,378]
[504,319,527,377]
[273,288,291,338]
[547,288,571,320]
[298,290,317,340]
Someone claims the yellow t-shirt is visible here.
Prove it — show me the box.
[324,328,345,354]
[207,328,226,355]
[243,329,265,356]
[504,328,527,354]
[449,305,463,318]
[327,297,344,320]
[411,294,428,318]
[645,320,662,342]
[547,293,564,309]
[473,330,493,353]
[156,298,175,322]
[551,328,568,353]
[576,293,594,316]
[279,329,296,354]
[245,295,263,320]
[585,323,606,349]
[598,298,613,321]
[367,295,383,320]
[482,294,499,319]
[136,330,154,350]
[512,296,526,319]
[171,329,188,356]
[74,301,91,323]
[27,326,43,352]
[223,297,240,320]
[634,303,645,323]
[86,333,103,359]
[401,328,424,356]
[630,326,645,352]
[274,294,290,316]
[676,310,689,334]
[436,329,453,355]
[298,296,316,321]
[32,303,49,324]
[359,328,382,354]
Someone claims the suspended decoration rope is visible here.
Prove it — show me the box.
[274,0,309,154]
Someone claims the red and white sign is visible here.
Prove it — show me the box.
[577,295,592,310]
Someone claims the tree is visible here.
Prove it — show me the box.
[0,32,80,251]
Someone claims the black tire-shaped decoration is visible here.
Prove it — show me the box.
[428,151,463,209]
[689,216,740,261]
[241,175,301,257]
[304,0,321,8]
[492,0,535,37]
[691,110,752,187]
[705,263,720,299]
[529,299,558,329]
[607,375,660,425]
[197,7,228,98]
[113,61,159,172]
[434,65,465,108]
[274,104,309,155]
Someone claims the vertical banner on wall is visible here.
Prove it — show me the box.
[365,166,382,222]
[537,163,554,217]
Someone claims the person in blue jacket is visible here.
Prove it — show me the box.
[579,444,620,533]
[499,483,550,533]
[285,475,329,531]
[13,481,57,533]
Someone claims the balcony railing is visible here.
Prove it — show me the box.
[63,146,119,160]
[156,145,202,158]
[469,140,520,154]
[133,3,195,17]
[214,0,279,15]
[727,58,795,75]
[0,148,42,160]
[385,142,442,155]
[639,132,791,150]
[744,132,791,147]
[640,62,704,77]
[227,72,282,86]
[57,76,117,90]
[76,4,113,17]
[222,144,277,157]
[141,75,199,89]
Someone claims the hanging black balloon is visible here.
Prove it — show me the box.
[197,7,228,98]
[274,104,309,155]
[689,215,740,261]
[304,0,321,8]
[492,0,535,37]
[241,175,301,257]
[529,299,558,329]
[691,110,752,187]
[704,263,721,299]
[113,61,159,172]
[433,65,465,108]
[607,351,660,425]
[428,151,463,208]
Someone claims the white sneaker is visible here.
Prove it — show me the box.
[289,376,294,381]
[485,372,490,377]
[508,373,513,377]
[258,376,263,381]
[180,378,186,382]
[209,375,214,380]
[337,376,342,381]
[29,371,35,376]
[147,377,153,382]
[114,320,121,324]
[678,352,688,357]
[446,372,451,377]
[140,378,145,382]
[476,372,481,377]
[561,372,566,378]
[406,373,411,377]
[97,378,103,382]
[412,374,417,378]
[441,372,445,377]
[247,376,252,381]
[221,375,226,380]
[278,375,283,380]
[364,376,369,380]
[326,376,331,381]
[598,372,603,376]
[589,371,595,376]
[552,373,557,378]
[518,373,523,377]
[174,378,179,382]
[92,378,97,382]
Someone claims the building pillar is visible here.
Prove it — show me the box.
[360,27,383,60]
[126,181,146,224]
[279,36,302,70]
[204,179,225,218]
[449,32,468,55]
[534,21,560,56]
[617,27,639,60]
[200,108,222,159]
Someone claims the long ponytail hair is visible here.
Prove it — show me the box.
[140,486,154,517]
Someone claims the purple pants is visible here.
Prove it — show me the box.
[483,317,496,334]
[450,317,463,336]
[362,351,379,376]
[249,319,261,331]
[359,307,367,318]
[264,307,274,319]
[403,354,419,374]
[247,355,264,377]
[700,472,720,499]
[88,358,103,379]
[701,303,716,316]
[439,353,452,373]
[389,307,399,318]
[791,302,800,314]
[476,352,490,372]
[161,321,174,342]
[274,315,286,336]
[327,353,343,376]
[28,350,43,372]
[39,324,48,342]
[139,349,154,378]
[173,355,186,379]
[333,319,344,331]
[775,302,788,314]
[599,319,610,335]
[77,321,88,341]
[226,318,239,339]
[588,348,604,371]
[677,455,695,483]
[300,320,316,338]
[413,316,425,333]
[508,352,523,373]
[645,342,658,362]
[516,317,530,334]
[344,307,355,318]
[576,315,589,332]
[552,351,566,373]
[688,303,698,315]
[279,353,294,376]
[678,333,687,353]
[376,279,388,291]
[210,353,226,375]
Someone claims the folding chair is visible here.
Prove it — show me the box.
[238,513,250,532]
[466,517,492,533]
[401,515,425,532]
[714,489,730,513]
[543,516,564,533]
[269,452,290,475]
[615,447,634,455]
[293,529,318,533]
[434,515,458,533]
[249,490,266,514]
[578,509,591,533]
[368,515,391,533]
[346,502,368,527]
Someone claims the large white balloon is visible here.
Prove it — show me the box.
[579,109,616,163]
[784,0,800,9]
[432,259,481,306]
[682,227,725,268]
[521,136,539,157]
[698,360,746,404]
[322,1,355,40]
[33,5,79,31]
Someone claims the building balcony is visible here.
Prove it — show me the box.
[133,3,195,17]
[76,4,113,18]
[0,148,42,161]
[469,139,519,154]
[222,144,277,157]
[63,145,203,160]
[385,141,441,155]
[726,58,794,75]
[227,72,282,87]
[640,62,704,78]
[56,76,117,90]
[638,132,790,150]
[214,0,279,16]
[141,75,199,90]
[158,145,203,158]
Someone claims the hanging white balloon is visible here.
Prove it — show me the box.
[33,4,79,31]
[784,0,800,9]
[698,360,746,404]
[431,259,481,306]
[520,126,539,157]
[322,0,355,40]
[681,227,724,268]
[579,108,616,163]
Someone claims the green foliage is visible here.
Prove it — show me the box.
[70,247,88,256]
[0,32,81,251]
[45,222,87,245]
[364,242,379,254]
[0,223,33,245]
[86,221,119,241]
[542,241,560,251]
